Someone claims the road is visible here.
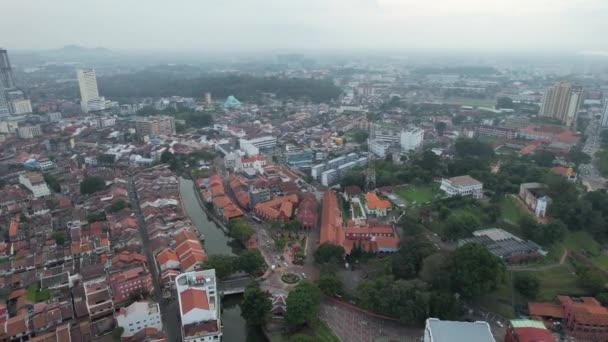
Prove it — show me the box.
[580,119,606,188]
[127,178,181,342]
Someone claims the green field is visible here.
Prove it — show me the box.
[478,264,586,318]
[269,320,339,342]
[396,184,439,207]
[443,96,496,108]
[499,197,530,225]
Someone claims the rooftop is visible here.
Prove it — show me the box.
[426,318,495,342]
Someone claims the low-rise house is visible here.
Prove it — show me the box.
[109,265,154,304]
[424,318,495,342]
[364,192,392,217]
[519,183,551,217]
[440,175,483,199]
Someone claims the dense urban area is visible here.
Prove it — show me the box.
[2,45,608,342]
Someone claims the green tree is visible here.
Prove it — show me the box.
[80,176,106,194]
[285,220,303,232]
[314,243,345,264]
[568,148,591,165]
[240,283,272,327]
[52,231,67,245]
[227,219,255,245]
[236,249,266,276]
[514,273,540,299]
[578,266,605,295]
[203,255,236,279]
[452,115,467,125]
[454,138,494,159]
[533,150,555,167]
[316,263,343,297]
[435,122,447,136]
[444,212,480,240]
[496,97,514,109]
[112,327,124,342]
[285,281,322,326]
[351,129,369,144]
[109,200,128,213]
[275,239,286,251]
[392,237,436,279]
[449,243,506,298]
[160,150,175,164]
[44,174,61,193]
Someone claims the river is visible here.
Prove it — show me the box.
[179,177,267,342]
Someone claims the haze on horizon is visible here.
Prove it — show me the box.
[3,0,608,53]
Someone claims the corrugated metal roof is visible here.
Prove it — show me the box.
[510,319,546,329]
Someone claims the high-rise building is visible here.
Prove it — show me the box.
[400,128,424,152]
[601,101,608,128]
[0,87,10,116]
[204,92,212,105]
[77,68,101,113]
[539,82,583,128]
[10,99,32,114]
[0,49,16,90]
[135,115,176,137]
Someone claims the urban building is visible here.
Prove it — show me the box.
[519,183,551,218]
[539,82,583,127]
[440,175,483,199]
[17,125,41,139]
[285,148,314,168]
[0,120,18,133]
[296,193,318,229]
[364,192,392,217]
[135,115,176,137]
[205,92,212,104]
[19,172,51,198]
[97,116,116,127]
[249,186,271,207]
[320,157,367,187]
[10,99,32,114]
[77,68,102,113]
[602,101,608,127]
[474,125,518,139]
[109,265,153,303]
[116,301,163,338]
[320,191,400,254]
[222,95,241,109]
[529,296,608,341]
[176,270,222,342]
[254,194,298,222]
[46,112,62,122]
[370,122,401,144]
[424,318,495,342]
[400,128,424,152]
[311,153,361,179]
[368,139,390,158]
[0,87,10,116]
[0,48,16,90]
[84,279,115,320]
[504,319,555,342]
[239,136,277,150]
[459,228,546,264]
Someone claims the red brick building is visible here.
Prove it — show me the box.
[296,193,318,229]
[109,265,153,304]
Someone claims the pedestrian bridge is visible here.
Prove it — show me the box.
[219,276,253,295]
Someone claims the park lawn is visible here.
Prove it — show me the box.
[270,320,339,342]
[478,263,586,319]
[562,230,601,256]
[443,96,495,108]
[396,184,439,207]
[499,197,530,225]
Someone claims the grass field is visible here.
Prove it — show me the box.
[443,96,496,108]
[499,197,530,224]
[396,184,439,207]
[270,320,339,342]
[478,263,586,319]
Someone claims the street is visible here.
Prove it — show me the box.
[127,178,181,342]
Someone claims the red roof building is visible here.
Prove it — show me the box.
[320,191,400,254]
[505,319,555,342]
[254,194,298,222]
[109,265,153,304]
[296,193,318,229]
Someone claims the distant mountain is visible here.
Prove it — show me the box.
[58,45,111,53]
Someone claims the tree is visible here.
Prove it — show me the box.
[449,243,506,298]
[454,138,494,159]
[52,231,67,245]
[452,115,467,125]
[568,148,591,165]
[227,219,255,245]
[351,129,369,144]
[240,283,272,327]
[578,266,605,295]
[44,174,61,193]
[340,170,365,189]
[444,212,480,240]
[496,97,514,109]
[314,243,345,264]
[203,255,236,279]
[236,249,266,276]
[514,273,540,299]
[533,151,556,167]
[109,200,128,213]
[435,122,447,136]
[415,150,441,174]
[392,237,435,279]
[80,176,106,194]
[285,281,321,326]
[316,263,343,297]
[275,239,286,251]
[285,220,303,232]
[160,150,175,164]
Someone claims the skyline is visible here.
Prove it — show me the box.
[2,0,608,53]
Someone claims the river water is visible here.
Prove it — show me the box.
[179,177,267,342]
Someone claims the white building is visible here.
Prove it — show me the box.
[176,270,222,342]
[37,159,56,171]
[239,140,260,157]
[46,112,63,122]
[601,101,608,128]
[77,68,101,113]
[17,125,41,139]
[97,116,116,127]
[424,318,495,342]
[11,99,32,114]
[0,120,18,134]
[19,172,51,198]
[239,136,277,150]
[440,175,483,199]
[400,128,424,152]
[368,139,390,158]
[116,301,163,338]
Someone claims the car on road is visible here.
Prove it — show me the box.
[496,320,504,328]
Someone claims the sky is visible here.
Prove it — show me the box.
[2,0,608,52]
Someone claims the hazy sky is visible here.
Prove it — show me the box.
[3,0,608,52]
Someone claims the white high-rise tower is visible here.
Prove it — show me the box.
[77,68,101,113]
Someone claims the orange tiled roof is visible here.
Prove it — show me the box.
[364,193,392,211]
[157,249,179,266]
[180,288,210,314]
